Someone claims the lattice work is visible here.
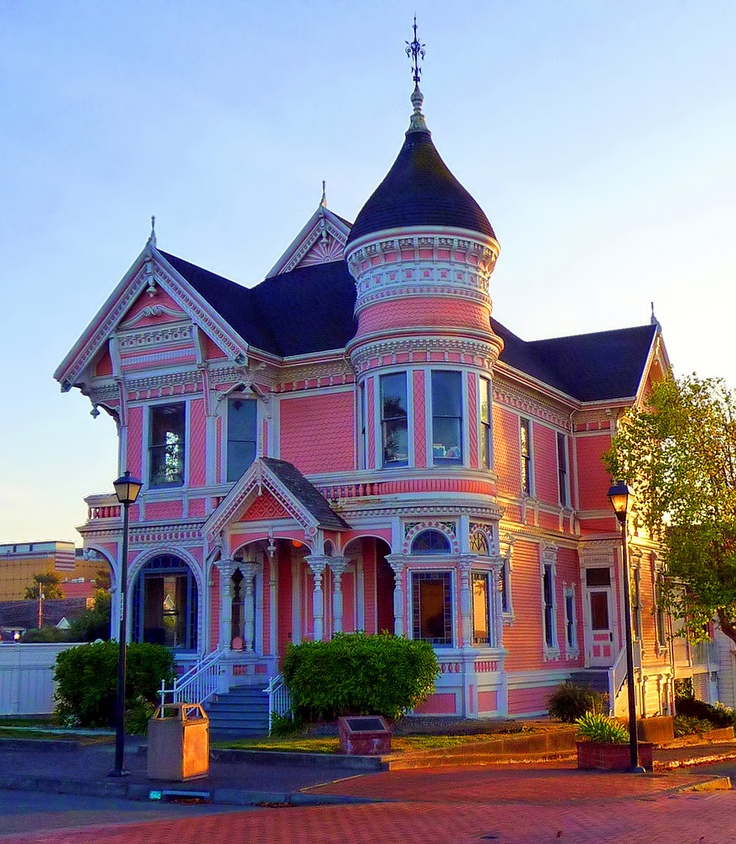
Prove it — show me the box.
[241,492,292,522]
[413,370,427,468]
[467,372,479,468]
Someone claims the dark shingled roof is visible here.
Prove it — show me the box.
[261,458,350,530]
[347,129,496,245]
[493,319,657,402]
[160,251,654,404]
[161,251,357,358]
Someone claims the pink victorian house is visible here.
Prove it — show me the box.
[55,78,704,725]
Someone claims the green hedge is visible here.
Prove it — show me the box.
[54,641,174,730]
[282,632,439,721]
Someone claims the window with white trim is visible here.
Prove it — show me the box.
[412,571,453,646]
[472,572,492,646]
[380,373,408,466]
[227,398,257,482]
[631,566,642,642]
[480,376,492,469]
[149,402,186,487]
[543,565,555,647]
[431,370,463,464]
[564,586,578,657]
[654,571,667,648]
[520,417,532,494]
[557,431,569,507]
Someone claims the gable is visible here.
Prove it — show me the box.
[55,244,250,393]
[239,490,293,523]
[266,203,352,278]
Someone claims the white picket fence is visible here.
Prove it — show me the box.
[0,643,78,715]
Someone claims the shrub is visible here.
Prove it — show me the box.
[674,715,715,737]
[282,632,439,721]
[575,712,630,744]
[548,682,607,723]
[54,641,174,728]
[675,696,736,728]
[20,627,73,643]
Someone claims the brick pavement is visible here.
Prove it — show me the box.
[1,763,736,844]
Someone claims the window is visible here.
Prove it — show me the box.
[149,403,185,487]
[412,571,453,645]
[520,417,532,494]
[359,383,367,468]
[499,561,511,614]
[411,530,451,555]
[380,373,408,466]
[557,432,568,506]
[132,554,198,650]
[655,573,667,647]
[564,588,577,653]
[227,398,257,482]
[472,572,492,645]
[543,564,556,648]
[631,567,642,641]
[432,371,463,464]
[470,531,490,555]
[480,377,492,469]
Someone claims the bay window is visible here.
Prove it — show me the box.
[381,373,408,466]
[412,570,453,646]
[432,370,463,464]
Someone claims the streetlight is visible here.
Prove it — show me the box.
[608,480,645,774]
[109,470,142,778]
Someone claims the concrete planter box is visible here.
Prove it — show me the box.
[576,740,653,772]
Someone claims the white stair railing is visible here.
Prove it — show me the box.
[608,647,627,715]
[158,648,227,709]
[266,673,292,733]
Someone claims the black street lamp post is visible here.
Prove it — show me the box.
[109,470,142,778]
[608,480,645,774]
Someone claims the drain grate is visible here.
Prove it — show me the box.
[149,789,211,804]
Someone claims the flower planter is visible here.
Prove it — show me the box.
[576,740,653,772]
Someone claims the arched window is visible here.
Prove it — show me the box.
[470,531,490,555]
[411,530,451,555]
[132,555,198,650]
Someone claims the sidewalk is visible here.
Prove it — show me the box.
[0,735,734,807]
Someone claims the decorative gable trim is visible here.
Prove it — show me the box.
[266,204,351,278]
[54,246,250,392]
[204,458,320,544]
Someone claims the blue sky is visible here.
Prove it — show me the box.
[1,1,734,543]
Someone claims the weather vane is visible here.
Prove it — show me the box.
[405,16,426,85]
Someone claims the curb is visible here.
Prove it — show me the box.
[0,774,377,807]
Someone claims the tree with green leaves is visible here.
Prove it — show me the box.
[69,589,112,641]
[604,374,736,644]
[23,571,64,600]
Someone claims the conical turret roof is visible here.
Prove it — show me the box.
[347,89,495,246]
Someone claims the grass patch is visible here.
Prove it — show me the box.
[212,732,516,754]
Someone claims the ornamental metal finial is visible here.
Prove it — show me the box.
[148,214,156,247]
[405,16,426,85]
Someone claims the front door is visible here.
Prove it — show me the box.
[584,567,614,667]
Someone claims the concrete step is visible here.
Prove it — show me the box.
[204,685,270,738]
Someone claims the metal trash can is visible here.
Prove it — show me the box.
[147,703,209,781]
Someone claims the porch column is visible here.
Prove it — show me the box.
[306,556,327,642]
[491,561,504,648]
[459,555,473,648]
[328,557,348,634]
[241,562,259,653]
[215,559,235,649]
[268,541,278,656]
[385,555,406,637]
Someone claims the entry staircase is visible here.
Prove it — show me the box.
[204,685,270,738]
[160,648,292,738]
